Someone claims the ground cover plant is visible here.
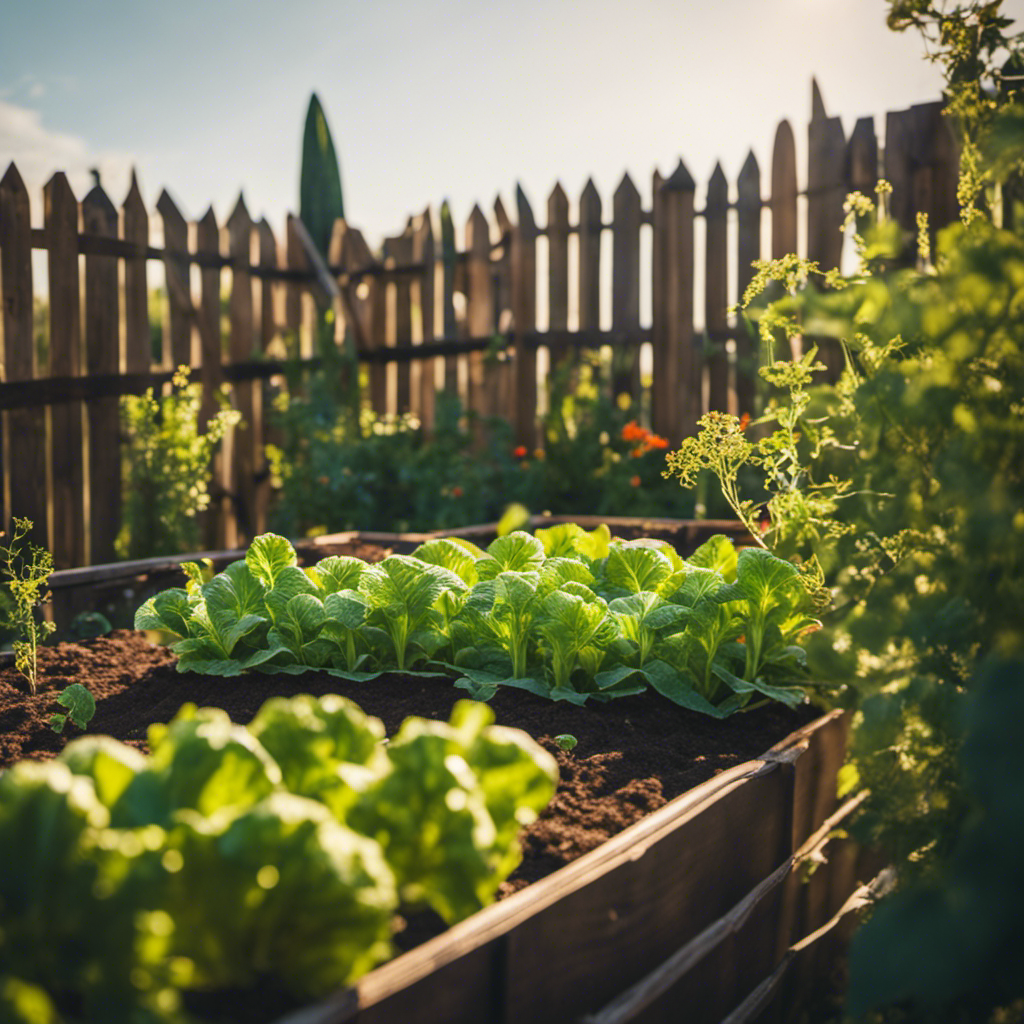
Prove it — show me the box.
[0,692,557,1023]
[135,524,818,717]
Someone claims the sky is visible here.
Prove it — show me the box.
[3,0,1024,254]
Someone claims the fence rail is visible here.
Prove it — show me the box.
[0,82,958,568]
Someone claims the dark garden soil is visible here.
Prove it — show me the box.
[0,533,819,968]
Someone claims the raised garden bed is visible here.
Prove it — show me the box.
[0,519,880,1023]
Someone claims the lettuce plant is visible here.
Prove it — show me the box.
[0,694,556,1019]
[136,528,818,715]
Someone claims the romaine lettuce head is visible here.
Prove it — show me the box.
[248,694,387,811]
[58,735,148,810]
[114,705,282,827]
[350,701,557,924]
[0,761,173,1021]
[160,793,396,997]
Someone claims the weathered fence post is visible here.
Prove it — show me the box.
[44,172,86,568]
[412,207,436,432]
[807,80,847,380]
[705,163,729,415]
[0,164,47,549]
[736,151,762,419]
[82,182,121,564]
[512,184,537,448]
[653,160,696,444]
[228,194,257,543]
[612,172,641,403]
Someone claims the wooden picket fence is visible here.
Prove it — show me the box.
[0,84,958,569]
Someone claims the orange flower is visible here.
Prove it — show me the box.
[646,433,669,449]
[513,445,528,458]
[451,485,464,499]
[630,475,641,487]
[739,413,751,432]
[630,446,645,458]
[621,420,647,443]
[317,475,330,486]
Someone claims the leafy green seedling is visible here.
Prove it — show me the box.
[49,683,96,734]
[0,517,57,694]
[553,734,578,752]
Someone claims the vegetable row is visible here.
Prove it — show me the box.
[0,695,556,1022]
[136,524,821,716]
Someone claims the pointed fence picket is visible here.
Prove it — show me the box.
[0,85,960,567]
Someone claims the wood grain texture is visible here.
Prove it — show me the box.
[654,160,696,444]
[44,172,85,567]
[705,162,730,415]
[807,81,847,380]
[463,205,493,423]
[846,117,878,197]
[383,226,414,415]
[228,194,255,543]
[578,178,602,334]
[770,120,798,363]
[736,151,762,421]
[156,190,193,369]
[502,767,792,1023]
[121,171,150,375]
[82,184,121,564]
[411,209,436,433]
[196,206,228,549]
[884,108,915,236]
[770,120,798,262]
[512,185,537,447]
[0,164,47,548]
[439,201,459,397]
[611,172,641,402]
[254,216,277,534]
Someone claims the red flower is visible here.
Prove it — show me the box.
[739,413,751,432]
[451,485,464,499]
[630,475,641,487]
[513,445,528,458]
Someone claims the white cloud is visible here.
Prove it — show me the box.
[0,100,134,226]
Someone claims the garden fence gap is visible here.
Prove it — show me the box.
[0,84,958,568]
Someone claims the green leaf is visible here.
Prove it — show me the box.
[710,663,805,708]
[265,565,323,625]
[687,534,738,581]
[54,684,95,730]
[134,588,193,638]
[323,589,369,629]
[642,660,743,717]
[604,542,674,594]
[315,555,367,594]
[476,532,545,579]
[59,735,147,808]
[245,532,298,588]
[411,538,480,585]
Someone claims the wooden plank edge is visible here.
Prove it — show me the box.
[292,710,844,1021]
[715,866,896,1024]
[577,790,869,1024]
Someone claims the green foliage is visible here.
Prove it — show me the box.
[0,518,56,695]
[135,529,816,716]
[0,694,556,1018]
[265,356,705,541]
[117,367,240,560]
[48,684,96,735]
[660,6,1024,1014]
[299,93,345,260]
[847,659,1024,1018]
